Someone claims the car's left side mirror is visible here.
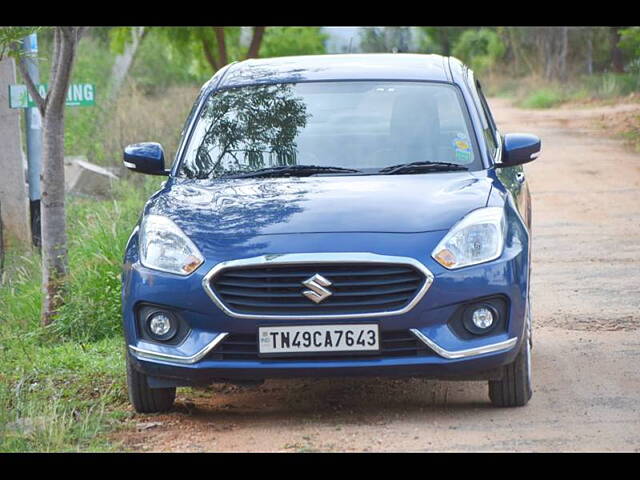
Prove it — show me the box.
[123,142,169,176]
[499,133,541,168]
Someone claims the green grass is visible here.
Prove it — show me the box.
[620,128,640,152]
[520,88,565,109]
[489,72,640,109]
[0,337,129,452]
[0,177,161,452]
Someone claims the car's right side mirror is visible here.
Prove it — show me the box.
[123,142,169,176]
[499,133,541,167]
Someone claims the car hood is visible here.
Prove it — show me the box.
[146,172,494,239]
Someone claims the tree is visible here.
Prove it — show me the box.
[359,27,412,53]
[452,28,506,75]
[260,27,327,58]
[142,27,266,73]
[538,27,570,81]
[107,27,147,101]
[500,27,577,80]
[418,27,467,56]
[610,27,625,73]
[2,26,85,325]
[619,27,640,73]
[110,26,330,90]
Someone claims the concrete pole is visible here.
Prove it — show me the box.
[22,33,43,247]
[0,57,31,248]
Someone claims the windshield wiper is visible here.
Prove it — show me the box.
[223,165,363,179]
[378,162,469,175]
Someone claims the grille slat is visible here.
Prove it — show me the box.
[224,293,415,309]
[209,330,432,361]
[210,262,426,317]
[216,282,419,299]
[222,266,412,278]
[215,273,421,290]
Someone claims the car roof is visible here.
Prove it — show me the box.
[212,54,453,90]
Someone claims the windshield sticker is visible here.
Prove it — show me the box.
[453,136,472,164]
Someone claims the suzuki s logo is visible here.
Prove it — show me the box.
[301,274,333,304]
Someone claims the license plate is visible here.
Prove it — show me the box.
[258,324,380,356]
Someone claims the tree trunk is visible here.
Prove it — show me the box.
[508,27,535,76]
[108,27,146,102]
[0,200,4,277]
[442,33,451,57]
[610,27,624,73]
[246,27,265,59]
[213,27,228,66]
[201,35,219,71]
[40,27,81,325]
[543,31,554,80]
[40,107,68,325]
[10,26,82,324]
[586,29,593,75]
[559,27,569,81]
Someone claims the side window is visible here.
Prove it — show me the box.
[476,80,498,136]
[173,88,207,169]
[468,75,498,158]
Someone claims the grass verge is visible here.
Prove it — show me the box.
[0,177,161,452]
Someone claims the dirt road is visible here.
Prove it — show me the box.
[119,99,640,452]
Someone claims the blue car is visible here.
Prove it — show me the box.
[122,54,540,412]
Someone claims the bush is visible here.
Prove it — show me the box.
[619,27,640,60]
[452,29,506,74]
[581,72,640,98]
[56,179,160,342]
[0,177,159,344]
[520,88,565,109]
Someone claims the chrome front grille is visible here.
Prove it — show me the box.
[203,254,433,319]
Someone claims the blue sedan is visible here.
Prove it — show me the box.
[121,54,540,412]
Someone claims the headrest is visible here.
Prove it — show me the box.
[390,92,440,139]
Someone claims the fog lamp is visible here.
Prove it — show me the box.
[147,311,177,341]
[472,307,495,330]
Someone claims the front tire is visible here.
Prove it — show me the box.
[488,311,532,407]
[126,354,176,413]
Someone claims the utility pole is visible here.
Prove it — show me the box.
[21,33,42,247]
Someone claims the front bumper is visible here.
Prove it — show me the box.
[123,227,529,385]
[128,330,519,386]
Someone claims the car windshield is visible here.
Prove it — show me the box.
[178,81,481,179]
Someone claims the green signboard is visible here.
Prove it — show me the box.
[8,83,95,108]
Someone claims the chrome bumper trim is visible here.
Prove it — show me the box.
[129,333,229,365]
[410,329,518,359]
[202,252,434,320]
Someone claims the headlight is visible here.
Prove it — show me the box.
[432,207,506,269]
[139,214,204,275]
